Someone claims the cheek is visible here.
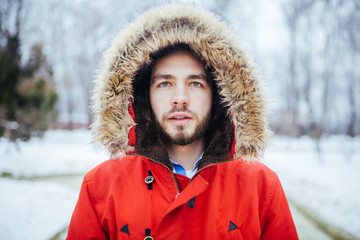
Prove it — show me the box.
[150,91,165,119]
[197,92,212,116]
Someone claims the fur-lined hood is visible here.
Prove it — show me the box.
[91,4,270,168]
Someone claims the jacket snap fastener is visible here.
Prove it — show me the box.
[145,176,154,184]
[144,237,154,240]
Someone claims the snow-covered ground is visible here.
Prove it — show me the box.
[0,130,106,240]
[0,178,77,240]
[0,130,359,239]
[264,135,360,238]
[0,130,107,177]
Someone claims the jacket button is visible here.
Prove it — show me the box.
[145,176,154,184]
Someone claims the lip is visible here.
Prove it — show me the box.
[168,112,192,119]
[167,112,192,124]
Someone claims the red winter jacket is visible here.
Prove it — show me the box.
[67,156,298,239]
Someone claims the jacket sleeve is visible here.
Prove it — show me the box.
[260,176,299,240]
[66,179,108,240]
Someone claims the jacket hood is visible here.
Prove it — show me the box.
[91,4,270,167]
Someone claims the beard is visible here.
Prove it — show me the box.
[154,107,211,146]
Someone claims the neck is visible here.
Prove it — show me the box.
[166,139,205,171]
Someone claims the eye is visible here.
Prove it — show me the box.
[158,82,171,88]
[190,82,203,88]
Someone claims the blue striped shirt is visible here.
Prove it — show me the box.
[170,152,204,178]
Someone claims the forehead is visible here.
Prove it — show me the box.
[150,50,211,84]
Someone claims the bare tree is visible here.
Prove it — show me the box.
[280,0,316,136]
[277,0,359,136]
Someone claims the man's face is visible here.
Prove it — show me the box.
[150,51,213,146]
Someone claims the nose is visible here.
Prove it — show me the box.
[171,85,189,107]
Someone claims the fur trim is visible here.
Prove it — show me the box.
[91,4,270,161]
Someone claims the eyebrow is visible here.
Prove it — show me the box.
[151,73,208,83]
[188,74,208,80]
[151,74,173,82]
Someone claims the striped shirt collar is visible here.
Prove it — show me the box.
[170,152,204,178]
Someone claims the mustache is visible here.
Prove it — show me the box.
[169,107,189,114]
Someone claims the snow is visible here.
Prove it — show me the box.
[0,129,107,177]
[264,135,360,238]
[0,130,106,239]
[0,178,77,240]
[0,130,359,239]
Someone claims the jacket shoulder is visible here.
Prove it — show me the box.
[83,155,147,185]
[222,158,278,181]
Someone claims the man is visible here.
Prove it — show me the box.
[67,4,298,240]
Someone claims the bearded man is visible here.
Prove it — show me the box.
[67,4,298,240]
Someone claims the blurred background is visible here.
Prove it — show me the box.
[0,0,359,239]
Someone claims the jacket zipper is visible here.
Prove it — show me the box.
[188,163,217,184]
[163,164,180,196]
[189,157,236,184]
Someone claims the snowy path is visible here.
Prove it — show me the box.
[0,177,78,240]
[290,204,332,240]
[264,135,360,239]
[0,174,83,240]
